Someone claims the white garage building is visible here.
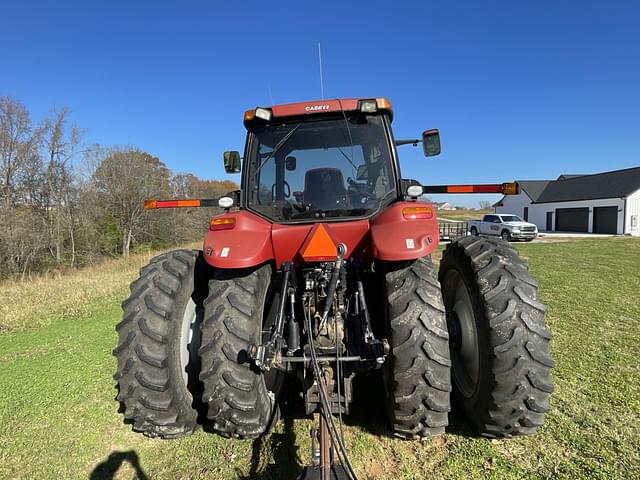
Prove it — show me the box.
[494,166,640,235]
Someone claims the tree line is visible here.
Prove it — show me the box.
[0,96,237,279]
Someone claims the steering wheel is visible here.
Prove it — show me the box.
[347,177,371,205]
[271,181,292,200]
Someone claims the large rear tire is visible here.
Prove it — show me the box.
[439,236,554,437]
[199,263,279,439]
[113,249,208,438]
[382,256,452,439]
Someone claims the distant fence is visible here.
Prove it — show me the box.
[439,221,468,241]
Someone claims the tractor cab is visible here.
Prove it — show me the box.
[224,98,439,223]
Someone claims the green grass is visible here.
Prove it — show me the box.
[1,238,639,479]
[435,208,491,221]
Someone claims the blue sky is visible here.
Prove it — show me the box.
[3,1,639,207]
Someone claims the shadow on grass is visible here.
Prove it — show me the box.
[103,379,479,480]
[235,373,480,480]
[90,450,149,480]
[237,415,303,480]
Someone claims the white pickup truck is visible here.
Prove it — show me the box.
[468,214,538,241]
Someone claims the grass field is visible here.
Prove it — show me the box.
[1,238,639,479]
[436,208,490,222]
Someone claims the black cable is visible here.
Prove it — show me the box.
[308,324,355,480]
[304,302,358,480]
[335,313,345,440]
[305,305,346,463]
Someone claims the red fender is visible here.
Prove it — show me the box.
[370,202,439,261]
[203,211,274,269]
[203,203,438,269]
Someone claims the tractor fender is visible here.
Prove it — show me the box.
[370,201,439,261]
[203,211,274,269]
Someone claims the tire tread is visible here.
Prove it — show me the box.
[113,249,203,439]
[440,236,553,438]
[384,257,452,439]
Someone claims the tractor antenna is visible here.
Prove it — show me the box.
[267,83,274,105]
[318,42,325,100]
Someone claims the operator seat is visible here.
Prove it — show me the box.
[303,168,348,210]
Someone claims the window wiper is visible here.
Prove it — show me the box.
[338,104,357,175]
[336,146,359,172]
[255,123,302,177]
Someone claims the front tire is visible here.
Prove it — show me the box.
[113,250,208,438]
[382,257,452,439]
[439,237,554,438]
[199,263,278,439]
[501,230,511,241]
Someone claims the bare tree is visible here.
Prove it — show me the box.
[0,96,42,209]
[41,107,84,264]
[164,174,239,242]
[92,147,170,257]
[479,200,493,210]
[0,97,44,276]
[0,96,236,276]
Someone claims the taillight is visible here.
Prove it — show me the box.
[402,206,433,220]
[209,217,236,231]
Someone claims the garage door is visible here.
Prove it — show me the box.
[555,208,589,232]
[593,206,618,234]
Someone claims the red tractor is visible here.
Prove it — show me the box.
[114,98,553,479]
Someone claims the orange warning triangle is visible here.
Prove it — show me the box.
[301,224,337,261]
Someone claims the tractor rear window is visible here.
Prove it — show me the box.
[246,115,396,222]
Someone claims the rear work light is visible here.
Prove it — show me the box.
[244,107,272,124]
[255,107,272,121]
[218,196,234,208]
[359,98,393,119]
[209,217,236,231]
[406,185,424,197]
[402,206,433,220]
[359,100,377,113]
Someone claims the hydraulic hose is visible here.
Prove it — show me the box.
[320,243,347,328]
[304,301,358,480]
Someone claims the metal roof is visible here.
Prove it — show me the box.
[494,166,640,206]
[518,180,552,202]
[534,166,640,203]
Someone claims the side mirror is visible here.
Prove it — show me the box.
[224,151,241,173]
[285,156,297,171]
[356,164,368,181]
[422,129,441,157]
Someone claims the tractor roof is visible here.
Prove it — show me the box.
[244,97,393,128]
